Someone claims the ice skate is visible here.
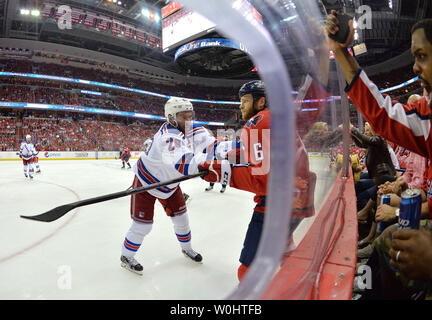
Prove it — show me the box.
[36,170,41,174]
[182,249,203,263]
[29,174,33,179]
[220,186,226,193]
[24,173,28,178]
[205,185,213,192]
[120,255,143,275]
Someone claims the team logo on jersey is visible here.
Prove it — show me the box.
[246,114,264,128]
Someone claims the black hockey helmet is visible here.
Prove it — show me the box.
[238,80,266,100]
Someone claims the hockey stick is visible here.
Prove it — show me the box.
[20,171,207,223]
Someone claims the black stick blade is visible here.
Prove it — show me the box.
[20,204,77,222]
[19,171,208,223]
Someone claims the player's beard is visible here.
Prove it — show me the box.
[241,101,260,121]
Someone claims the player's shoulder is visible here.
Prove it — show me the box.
[244,109,270,130]
[156,125,185,147]
[158,122,183,138]
[188,123,208,136]
[192,123,204,129]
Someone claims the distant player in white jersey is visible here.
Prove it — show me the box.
[19,135,36,179]
[120,97,228,275]
[143,138,153,153]
[29,142,41,174]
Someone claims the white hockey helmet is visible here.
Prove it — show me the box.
[164,97,193,120]
[25,134,31,141]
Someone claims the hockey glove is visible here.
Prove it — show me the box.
[198,160,232,186]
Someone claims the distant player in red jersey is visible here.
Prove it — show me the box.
[120,146,132,169]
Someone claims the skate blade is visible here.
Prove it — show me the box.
[121,262,143,275]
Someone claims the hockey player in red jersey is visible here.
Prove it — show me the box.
[199,78,330,281]
[120,146,132,169]
[198,17,333,281]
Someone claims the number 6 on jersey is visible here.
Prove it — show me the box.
[253,142,264,161]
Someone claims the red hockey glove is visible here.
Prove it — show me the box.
[198,160,231,185]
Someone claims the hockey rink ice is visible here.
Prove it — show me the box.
[0,156,332,300]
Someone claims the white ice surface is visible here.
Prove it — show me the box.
[0,156,332,300]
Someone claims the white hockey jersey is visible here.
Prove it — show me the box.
[133,122,235,199]
[19,141,36,161]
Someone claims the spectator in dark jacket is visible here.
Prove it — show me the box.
[353,122,397,249]
[352,122,396,187]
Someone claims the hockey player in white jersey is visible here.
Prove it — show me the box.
[120,97,229,274]
[19,135,36,179]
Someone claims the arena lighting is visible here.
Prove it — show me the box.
[380,76,419,93]
[0,102,225,126]
[31,10,40,16]
[0,72,419,104]
[142,8,150,18]
[0,72,239,105]
[20,9,30,15]
[80,89,102,96]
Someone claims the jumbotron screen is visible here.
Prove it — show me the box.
[161,0,262,52]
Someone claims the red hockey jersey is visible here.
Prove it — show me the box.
[121,147,131,159]
[230,77,330,217]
